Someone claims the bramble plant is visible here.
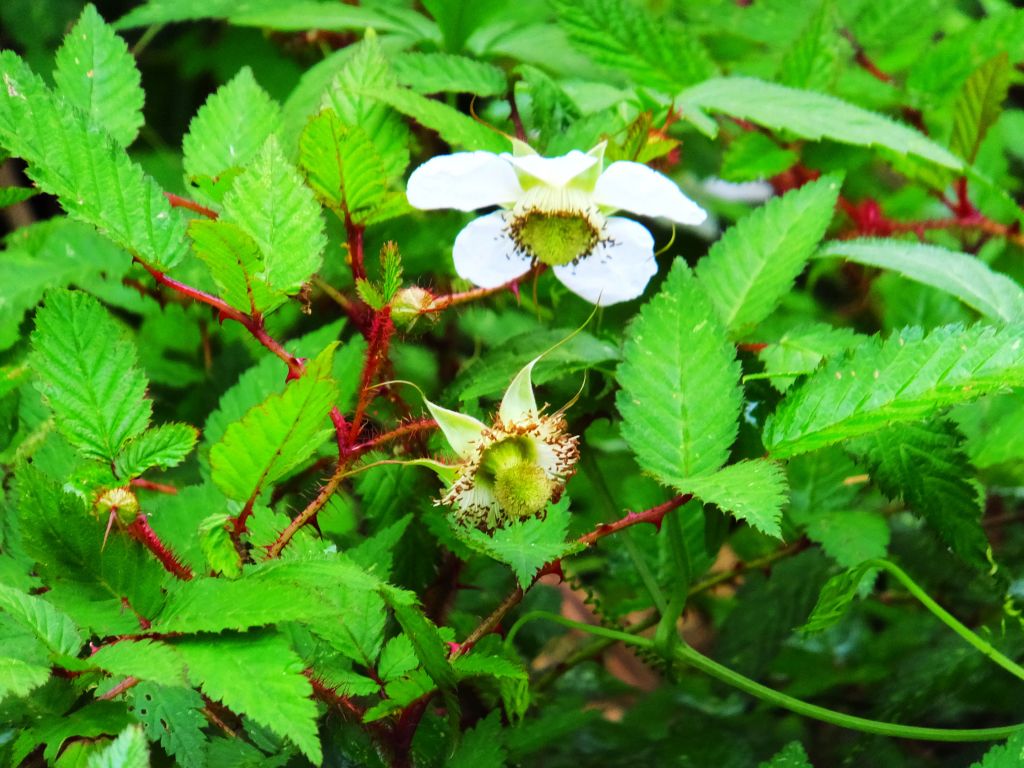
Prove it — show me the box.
[3,1,1024,766]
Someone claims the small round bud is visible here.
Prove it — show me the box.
[494,461,553,521]
[96,487,139,525]
[391,286,435,330]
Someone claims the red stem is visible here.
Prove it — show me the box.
[345,213,367,282]
[127,515,193,580]
[348,308,395,446]
[164,192,219,220]
[136,259,306,379]
[425,267,542,313]
[130,478,178,495]
[349,419,437,458]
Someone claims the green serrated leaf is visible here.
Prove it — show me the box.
[450,711,507,768]
[31,289,151,463]
[0,220,130,352]
[324,37,410,182]
[950,53,1011,165]
[53,4,144,147]
[848,421,988,569]
[553,0,716,92]
[697,175,840,334]
[114,423,198,479]
[777,2,841,92]
[130,682,208,768]
[210,344,338,503]
[758,323,860,393]
[801,562,875,633]
[463,498,576,588]
[182,66,281,195]
[617,260,741,486]
[758,740,813,768]
[0,52,188,269]
[764,323,1024,458]
[387,599,457,695]
[198,513,242,579]
[0,185,40,207]
[971,730,1024,768]
[89,639,188,688]
[393,52,506,96]
[0,584,81,656]
[685,461,788,539]
[806,510,890,567]
[154,558,381,633]
[176,632,320,764]
[222,135,326,295]
[719,132,798,183]
[373,86,508,153]
[681,77,963,171]
[86,725,149,768]
[299,109,387,222]
[378,633,417,682]
[188,219,285,315]
[819,239,1024,325]
[0,656,51,703]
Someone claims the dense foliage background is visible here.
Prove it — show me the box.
[3,1,1024,766]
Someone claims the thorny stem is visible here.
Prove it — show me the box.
[348,308,396,445]
[266,465,348,558]
[450,494,692,659]
[136,259,305,379]
[349,419,437,458]
[126,515,193,580]
[424,266,544,313]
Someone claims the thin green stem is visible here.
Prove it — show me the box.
[869,559,1024,683]
[508,611,1024,743]
[673,642,1021,742]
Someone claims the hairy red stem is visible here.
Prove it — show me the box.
[348,308,395,445]
[127,515,193,580]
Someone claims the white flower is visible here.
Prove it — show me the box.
[406,141,707,306]
[416,355,579,531]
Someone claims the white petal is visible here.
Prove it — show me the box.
[407,152,522,212]
[593,161,707,225]
[553,217,656,306]
[452,212,533,288]
[504,150,598,188]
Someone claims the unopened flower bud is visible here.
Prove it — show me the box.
[96,486,139,525]
[391,286,435,330]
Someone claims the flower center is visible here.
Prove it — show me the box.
[510,210,600,267]
[493,461,553,520]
